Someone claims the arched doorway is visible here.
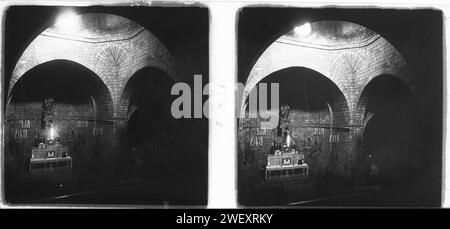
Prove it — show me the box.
[118,67,174,182]
[358,75,422,184]
[118,67,207,203]
[5,59,114,201]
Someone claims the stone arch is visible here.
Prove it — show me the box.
[7,57,112,115]
[354,72,417,126]
[240,41,349,116]
[240,20,412,124]
[116,66,191,184]
[5,59,115,174]
[363,112,375,129]
[117,66,175,120]
[8,13,176,114]
[243,66,352,176]
[6,59,114,118]
[243,66,351,126]
[9,53,111,100]
[355,74,423,179]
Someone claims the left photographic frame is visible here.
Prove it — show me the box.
[2,5,209,207]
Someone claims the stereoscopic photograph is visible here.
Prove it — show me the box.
[237,8,443,207]
[1,2,446,210]
[2,5,209,206]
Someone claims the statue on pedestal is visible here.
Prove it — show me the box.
[277,104,297,150]
[41,97,54,129]
[40,97,59,144]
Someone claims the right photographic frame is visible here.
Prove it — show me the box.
[237,7,443,207]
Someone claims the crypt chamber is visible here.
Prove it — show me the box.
[3,8,209,205]
[238,15,442,206]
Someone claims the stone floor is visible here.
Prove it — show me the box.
[238,165,441,207]
[4,161,207,206]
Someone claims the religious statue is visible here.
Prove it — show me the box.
[39,97,59,144]
[41,97,55,131]
[278,104,291,138]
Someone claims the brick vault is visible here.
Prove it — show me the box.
[239,21,421,180]
[5,13,177,180]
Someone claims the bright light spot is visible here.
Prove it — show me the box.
[49,127,55,140]
[286,133,291,147]
[48,126,57,140]
[294,23,312,37]
[55,10,80,33]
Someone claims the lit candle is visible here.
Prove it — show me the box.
[286,134,291,147]
[49,127,55,140]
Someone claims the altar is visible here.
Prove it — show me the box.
[27,97,78,183]
[30,146,71,173]
[265,152,309,181]
[264,106,309,182]
[28,141,78,183]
